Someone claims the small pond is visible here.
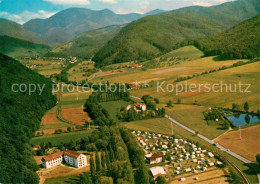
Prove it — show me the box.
[227,114,260,126]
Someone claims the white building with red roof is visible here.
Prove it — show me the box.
[42,152,63,169]
[63,150,87,168]
[42,150,87,169]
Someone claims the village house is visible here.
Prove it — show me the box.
[131,64,142,68]
[33,145,41,151]
[150,166,166,179]
[42,150,87,169]
[146,153,162,164]
[127,103,147,112]
[128,83,140,90]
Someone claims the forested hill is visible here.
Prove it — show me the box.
[46,25,123,59]
[92,13,227,66]
[0,18,44,45]
[92,0,260,66]
[193,15,260,59]
[0,54,56,183]
[0,35,50,59]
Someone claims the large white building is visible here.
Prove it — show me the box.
[42,152,63,169]
[42,150,87,169]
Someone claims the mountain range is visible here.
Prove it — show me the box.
[22,8,165,47]
[45,25,123,58]
[92,0,260,66]
[0,18,45,45]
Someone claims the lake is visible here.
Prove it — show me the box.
[227,114,260,126]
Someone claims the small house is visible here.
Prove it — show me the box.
[150,166,166,179]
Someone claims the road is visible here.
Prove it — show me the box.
[165,115,252,163]
[88,69,102,81]
[130,95,259,183]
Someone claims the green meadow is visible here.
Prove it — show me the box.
[31,130,93,146]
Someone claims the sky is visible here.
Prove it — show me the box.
[0,0,233,24]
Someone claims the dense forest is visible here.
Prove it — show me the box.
[80,92,152,183]
[92,0,260,66]
[93,13,227,66]
[0,54,56,183]
[193,15,260,59]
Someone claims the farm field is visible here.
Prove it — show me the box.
[20,59,65,77]
[31,129,93,146]
[165,104,227,139]
[67,60,95,81]
[38,86,91,134]
[170,167,229,184]
[215,124,260,162]
[44,174,79,184]
[100,100,130,121]
[131,61,260,111]
[162,46,204,60]
[93,56,245,84]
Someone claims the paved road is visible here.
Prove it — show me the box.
[165,115,252,163]
[130,95,259,183]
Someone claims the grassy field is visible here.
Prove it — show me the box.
[93,56,245,84]
[165,104,227,139]
[215,124,260,162]
[44,174,80,184]
[130,61,259,110]
[67,60,95,81]
[20,59,65,77]
[123,118,258,183]
[31,129,93,146]
[100,100,130,121]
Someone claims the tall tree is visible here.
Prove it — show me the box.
[244,102,249,112]
[95,152,102,172]
[256,154,260,165]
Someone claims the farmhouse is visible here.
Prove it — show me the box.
[127,103,147,112]
[128,83,140,90]
[146,153,162,164]
[33,145,41,150]
[42,150,87,169]
[131,64,142,68]
[150,166,166,179]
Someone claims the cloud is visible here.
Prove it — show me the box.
[140,0,150,10]
[99,0,117,4]
[43,0,90,5]
[115,8,144,15]
[214,0,227,3]
[0,11,9,16]
[192,1,211,6]
[0,10,56,24]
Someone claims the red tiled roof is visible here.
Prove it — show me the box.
[129,84,139,89]
[33,145,41,149]
[42,152,63,162]
[134,103,146,107]
[132,64,140,68]
[149,153,162,161]
[63,150,81,158]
